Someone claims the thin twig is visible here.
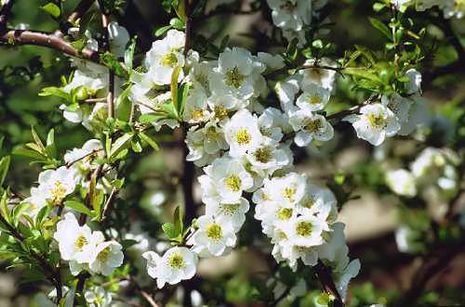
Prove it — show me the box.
[0,29,99,62]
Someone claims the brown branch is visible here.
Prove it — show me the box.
[0,0,14,28]
[67,0,95,26]
[0,29,99,62]
[315,261,344,307]
[398,243,465,306]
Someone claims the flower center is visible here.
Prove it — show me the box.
[220,203,240,215]
[50,181,67,205]
[167,253,185,269]
[277,208,293,220]
[214,105,229,121]
[97,246,111,263]
[301,196,316,209]
[254,146,272,163]
[367,113,386,129]
[282,187,296,202]
[206,223,223,240]
[305,118,324,133]
[75,235,88,250]
[307,95,322,105]
[296,221,313,237]
[160,52,178,67]
[191,108,205,121]
[235,128,251,145]
[225,175,242,192]
[225,66,245,88]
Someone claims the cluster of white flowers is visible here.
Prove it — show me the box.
[54,213,124,276]
[344,69,426,146]
[392,0,465,18]
[386,147,459,198]
[266,0,328,45]
[131,30,359,299]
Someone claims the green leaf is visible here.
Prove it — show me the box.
[110,133,133,159]
[139,132,160,151]
[116,86,133,122]
[173,206,184,237]
[12,147,45,161]
[64,200,93,217]
[369,18,392,40]
[30,127,45,152]
[154,25,173,37]
[0,156,10,187]
[176,82,190,116]
[124,37,137,71]
[40,3,61,18]
[101,52,128,78]
[162,223,177,239]
[38,86,71,100]
[170,66,182,115]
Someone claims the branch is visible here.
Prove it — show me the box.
[0,29,99,62]
[398,243,465,306]
[67,0,95,26]
[315,261,344,307]
[0,0,14,28]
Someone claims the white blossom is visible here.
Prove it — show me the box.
[143,247,198,288]
[386,169,417,197]
[344,103,401,146]
[188,215,237,257]
[38,166,79,205]
[89,241,124,276]
[289,109,334,147]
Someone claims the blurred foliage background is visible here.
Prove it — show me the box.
[1,0,465,306]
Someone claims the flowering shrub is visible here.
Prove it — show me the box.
[0,0,464,306]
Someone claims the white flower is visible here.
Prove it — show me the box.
[64,139,103,178]
[189,61,215,94]
[267,0,312,31]
[299,58,337,91]
[145,29,185,85]
[278,215,325,247]
[247,141,292,176]
[257,52,285,71]
[188,215,237,257]
[185,123,228,166]
[211,47,265,99]
[143,247,198,288]
[295,83,331,112]
[22,187,47,219]
[84,286,112,307]
[205,197,250,231]
[108,21,130,57]
[336,259,361,301]
[207,93,248,121]
[267,172,307,206]
[297,183,338,228]
[89,241,124,276]
[395,225,414,253]
[224,109,264,157]
[38,166,79,205]
[53,213,103,263]
[344,103,401,146]
[183,88,211,124]
[318,223,350,272]
[63,63,107,94]
[200,156,253,204]
[258,107,292,142]
[275,77,300,113]
[289,109,334,147]
[405,68,422,94]
[386,169,417,197]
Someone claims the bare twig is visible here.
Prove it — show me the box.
[0,29,99,62]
